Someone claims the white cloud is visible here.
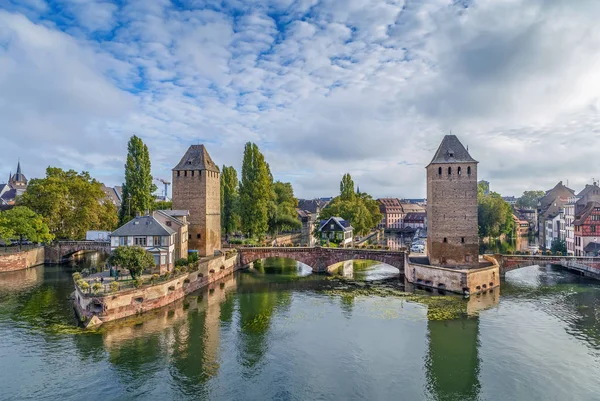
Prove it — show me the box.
[1,0,600,200]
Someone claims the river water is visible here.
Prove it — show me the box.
[1,256,600,401]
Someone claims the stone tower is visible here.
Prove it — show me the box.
[172,145,221,257]
[426,135,479,268]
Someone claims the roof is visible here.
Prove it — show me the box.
[159,209,189,217]
[539,181,574,211]
[101,184,121,207]
[173,145,219,172]
[428,135,477,165]
[541,196,567,220]
[112,215,176,237]
[574,201,600,226]
[584,242,600,253]
[0,184,16,204]
[576,184,600,197]
[404,212,426,222]
[297,199,328,214]
[318,216,353,232]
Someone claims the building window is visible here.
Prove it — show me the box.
[162,236,169,246]
[443,237,447,243]
[119,236,127,246]
[184,171,187,177]
[592,226,596,233]
[191,170,194,177]
[330,223,335,230]
[448,167,452,175]
[154,254,160,266]
[461,237,465,243]
[197,233,201,239]
[465,255,472,262]
[438,167,442,176]
[166,221,172,226]
[458,167,462,176]
[467,166,471,176]
[153,236,161,246]
[189,234,192,240]
[161,255,166,265]
[177,171,180,177]
[134,237,147,246]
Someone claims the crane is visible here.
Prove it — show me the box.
[153,178,171,200]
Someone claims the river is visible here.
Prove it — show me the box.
[1,255,600,401]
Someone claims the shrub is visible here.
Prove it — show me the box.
[92,282,103,294]
[174,267,182,276]
[78,280,90,291]
[72,272,82,281]
[515,251,521,255]
[109,281,119,293]
[134,277,144,288]
[151,274,160,284]
[556,251,563,256]
[188,252,199,263]
[546,250,552,255]
[162,271,172,280]
[537,250,543,255]
[175,258,188,267]
[385,246,390,250]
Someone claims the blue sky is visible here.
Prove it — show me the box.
[1,0,600,198]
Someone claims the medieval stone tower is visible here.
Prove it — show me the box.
[426,135,479,268]
[172,145,221,257]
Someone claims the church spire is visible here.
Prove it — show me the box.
[16,160,21,176]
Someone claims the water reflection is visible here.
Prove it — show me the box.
[0,266,44,294]
[332,260,401,281]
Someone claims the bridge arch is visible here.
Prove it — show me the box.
[44,241,111,264]
[238,247,405,274]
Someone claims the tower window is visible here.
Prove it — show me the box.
[197,233,201,239]
[438,167,442,176]
[467,166,471,176]
[443,237,447,243]
[177,171,180,177]
[448,167,451,175]
[184,171,187,177]
[192,170,194,177]
[461,237,465,243]
[458,167,462,176]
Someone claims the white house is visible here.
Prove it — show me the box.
[110,214,176,274]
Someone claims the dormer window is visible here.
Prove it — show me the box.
[449,152,454,158]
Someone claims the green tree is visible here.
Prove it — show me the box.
[317,174,382,236]
[0,206,53,249]
[221,165,240,237]
[108,246,155,279]
[0,213,14,245]
[239,143,271,239]
[118,136,157,224]
[152,200,172,211]
[516,190,546,209]
[340,173,355,201]
[478,182,514,239]
[550,238,567,254]
[268,181,301,235]
[19,168,118,239]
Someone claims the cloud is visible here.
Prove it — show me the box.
[0,0,599,200]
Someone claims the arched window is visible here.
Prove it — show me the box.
[467,166,471,176]
[438,167,442,176]
[448,167,452,175]
[443,237,448,243]
[458,166,462,176]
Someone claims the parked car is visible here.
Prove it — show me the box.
[411,244,425,253]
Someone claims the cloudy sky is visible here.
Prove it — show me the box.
[1,0,600,199]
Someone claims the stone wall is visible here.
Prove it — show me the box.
[74,253,239,326]
[406,255,499,295]
[0,247,45,273]
[172,169,221,257]
[426,162,479,268]
[271,233,303,245]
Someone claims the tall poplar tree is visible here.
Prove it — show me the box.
[221,165,240,238]
[239,142,271,239]
[118,136,157,224]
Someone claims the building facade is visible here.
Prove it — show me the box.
[172,145,221,257]
[318,217,353,246]
[574,201,600,256]
[110,214,176,274]
[153,210,190,261]
[426,135,479,268]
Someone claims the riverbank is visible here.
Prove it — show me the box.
[0,247,44,273]
[73,252,241,327]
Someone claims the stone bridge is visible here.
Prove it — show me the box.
[496,254,600,279]
[238,246,406,273]
[45,241,110,264]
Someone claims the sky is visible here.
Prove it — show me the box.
[1,0,600,199]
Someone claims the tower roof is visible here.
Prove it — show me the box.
[428,135,477,165]
[173,145,219,172]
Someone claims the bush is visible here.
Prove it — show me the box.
[109,281,119,293]
[72,272,82,281]
[174,267,182,276]
[556,251,563,256]
[546,250,552,255]
[162,271,172,280]
[150,274,160,284]
[78,280,90,291]
[515,251,521,255]
[134,277,144,288]
[92,282,103,294]
[175,258,188,267]
[188,253,199,263]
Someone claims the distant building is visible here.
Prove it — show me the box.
[297,199,329,215]
[171,145,221,257]
[564,183,600,255]
[297,209,317,246]
[318,217,353,246]
[404,212,426,229]
[101,184,122,209]
[574,201,600,256]
[86,231,111,241]
[427,135,479,268]
[377,198,426,230]
[537,181,574,249]
[502,196,517,206]
[1,160,28,206]
[110,213,177,274]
